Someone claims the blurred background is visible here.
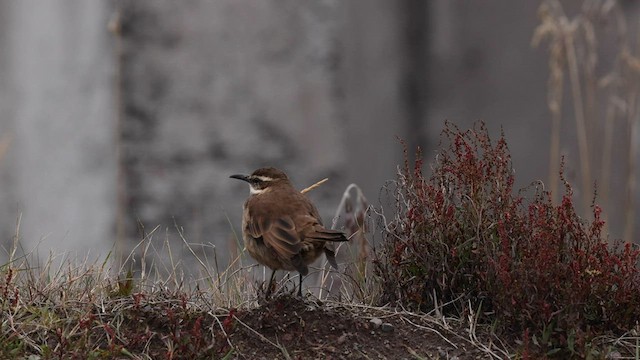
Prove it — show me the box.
[0,0,638,271]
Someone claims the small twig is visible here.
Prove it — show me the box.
[401,316,458,349]
[300,178,329,194]
[233,315,283,350]
[174,220,216,283]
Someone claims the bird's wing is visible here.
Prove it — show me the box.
[246,215,301,259]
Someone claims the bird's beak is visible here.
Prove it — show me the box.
[230,174,250,182]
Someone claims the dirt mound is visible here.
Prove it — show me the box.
[229,295,484,359]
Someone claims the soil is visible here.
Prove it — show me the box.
[227,295,493,359]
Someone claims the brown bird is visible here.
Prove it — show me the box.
[230,167,347,298]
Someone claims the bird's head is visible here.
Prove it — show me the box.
[230,167,292,195]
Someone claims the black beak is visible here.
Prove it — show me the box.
[230,174,250,182]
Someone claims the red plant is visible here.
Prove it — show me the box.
[223,308,236,333]
[374,121,640,356]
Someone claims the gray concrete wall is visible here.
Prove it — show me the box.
[0,1,116,263]
[427,1,549,187]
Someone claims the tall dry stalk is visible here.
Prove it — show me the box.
[533,2,565,202]
[534,0,640,242]
[622,42,640,242]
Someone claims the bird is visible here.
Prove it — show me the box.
[230,167,348,298]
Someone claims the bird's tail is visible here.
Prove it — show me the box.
[306,228,347,269]
[324,247,339,269]
[309,228,348,242]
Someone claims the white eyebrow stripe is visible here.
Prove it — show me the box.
[254,176,274,181]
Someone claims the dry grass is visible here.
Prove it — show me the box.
[0,252,513,358]
[0,179,516,359]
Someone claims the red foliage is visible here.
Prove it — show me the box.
[223,308,236,332]
[374,121,640,355]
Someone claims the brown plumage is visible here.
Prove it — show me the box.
[230,167,347,298]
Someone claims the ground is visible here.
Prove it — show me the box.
[1,270,506,359]
[227,295,495,359]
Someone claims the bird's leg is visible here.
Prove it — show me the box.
[265,269,277,299]
[297,273,303,298]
